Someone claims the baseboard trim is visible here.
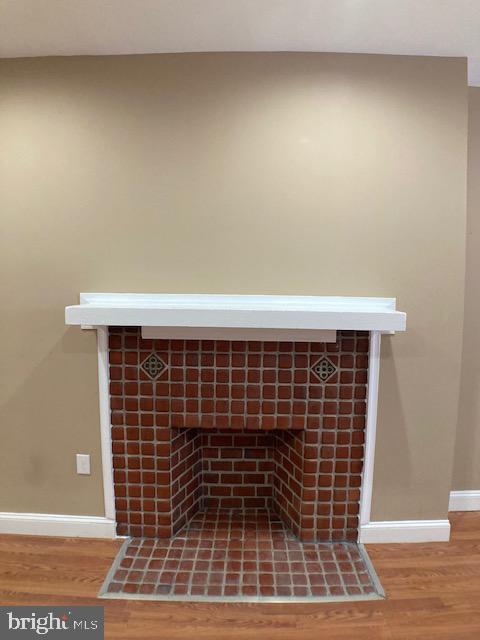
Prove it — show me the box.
[359,519,451,543]
[0,512,116,538]
[449,490,480,511]
[0,512,453,543]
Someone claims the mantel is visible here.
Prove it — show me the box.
[65,293,406,340]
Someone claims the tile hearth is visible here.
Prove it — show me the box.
[100,509,383,602]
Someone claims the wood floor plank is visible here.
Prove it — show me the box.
[0,512,479,639]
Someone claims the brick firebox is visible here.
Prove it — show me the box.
[109,328,368,542]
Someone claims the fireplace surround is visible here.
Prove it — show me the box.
[66,293,405,601]
[108,328,368,542]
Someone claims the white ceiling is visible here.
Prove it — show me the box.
[1,0,480,85]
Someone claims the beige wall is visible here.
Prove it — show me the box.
[0,53,467,520]
[453,87,480,490]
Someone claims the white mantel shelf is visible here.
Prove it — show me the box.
[65,293,406,337]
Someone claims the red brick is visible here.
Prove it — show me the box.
[108,328,368,541]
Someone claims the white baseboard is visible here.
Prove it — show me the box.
[0,512,455,543]
[0,512,116,538]
[359,519,451,543]
[449,490,480,511]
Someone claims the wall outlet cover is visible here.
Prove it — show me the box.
[76,454,91,475]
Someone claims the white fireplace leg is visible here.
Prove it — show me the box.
[96,326,116,522]
[359,330,382,533]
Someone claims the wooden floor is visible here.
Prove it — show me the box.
[0,512,479,639]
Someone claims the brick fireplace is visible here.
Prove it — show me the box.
[109,328,368,543]
[66,293,405,601]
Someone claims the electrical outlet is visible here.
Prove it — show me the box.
[76,454,91,475]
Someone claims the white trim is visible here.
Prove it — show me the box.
[65,293,406,333]
[0,512,116,538]
[359,330,381,529]
[449,490,480,511]
[359,519,451,543]
[142,326,337,342]
[79,292,399,311]
[97,326,116,521]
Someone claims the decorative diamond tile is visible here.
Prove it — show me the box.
[141,353,167,380]
[311,356,337,383]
